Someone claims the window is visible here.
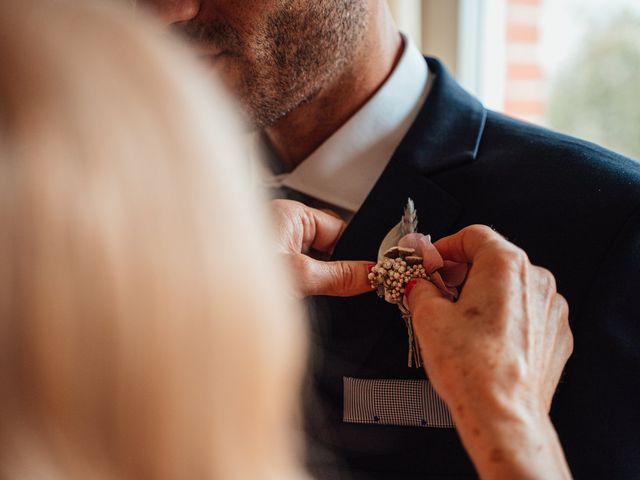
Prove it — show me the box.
[389,0,640,159]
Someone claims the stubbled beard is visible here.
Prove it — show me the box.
[178,0,367,129]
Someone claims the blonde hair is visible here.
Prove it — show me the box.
[0,0,306,478]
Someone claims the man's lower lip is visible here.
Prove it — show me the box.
[209,52,231,66]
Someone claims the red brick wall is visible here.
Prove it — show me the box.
[504,0,545,124]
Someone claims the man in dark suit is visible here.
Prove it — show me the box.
[142,0,640,477]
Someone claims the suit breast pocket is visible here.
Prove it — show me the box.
[343,377,455,428]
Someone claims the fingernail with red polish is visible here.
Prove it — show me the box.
[404,278,418,299]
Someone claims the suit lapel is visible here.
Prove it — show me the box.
[331,161,462,262]
[320,58,488,375]
[333,57,487,261]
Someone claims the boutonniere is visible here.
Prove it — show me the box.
[368,199,468,367]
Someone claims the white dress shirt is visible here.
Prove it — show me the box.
[262,34,432,220]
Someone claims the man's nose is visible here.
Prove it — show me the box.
[144,0,200,25]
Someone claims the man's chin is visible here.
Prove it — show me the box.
[200,61,287,130]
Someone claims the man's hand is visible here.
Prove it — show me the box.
[405,225,573,479]
[270,199,373,297]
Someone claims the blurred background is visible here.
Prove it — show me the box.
[388,0,640,160]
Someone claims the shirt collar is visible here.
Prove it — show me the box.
[276,34,431,213]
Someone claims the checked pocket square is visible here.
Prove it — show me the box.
[343,377,455,428]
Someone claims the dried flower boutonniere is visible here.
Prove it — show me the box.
[368,199,468,367]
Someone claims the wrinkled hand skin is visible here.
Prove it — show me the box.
[270,199,372,297]
[406,225,574,480]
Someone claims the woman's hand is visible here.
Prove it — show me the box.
[406,225,573,480]
[270,199,373,297]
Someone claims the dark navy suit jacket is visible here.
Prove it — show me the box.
[305,57,640,479]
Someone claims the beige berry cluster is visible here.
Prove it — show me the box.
[368,247,428,304]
